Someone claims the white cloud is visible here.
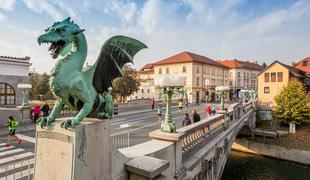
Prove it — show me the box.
[22,0,63,20]
[0,0,16,11]
[104,1,137,25]
[0,12,7,23]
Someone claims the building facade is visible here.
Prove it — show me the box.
[129,63,158,100]
[258,61,308,106]
[0,56,31,107]
[153,51,229,103]
[293,57,310,74]
[219,59,264,100]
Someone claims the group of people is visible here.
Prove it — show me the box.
[204,105,219,117]
[182,109,201,127]
[32,102,50,122]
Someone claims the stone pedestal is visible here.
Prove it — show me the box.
[34,118,112,180]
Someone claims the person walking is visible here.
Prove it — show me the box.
[192,109,201,123]
[205,105,212,117]
[5,116,21,147]
[178,100,184,114]
[32,105,41,123]
[212,106,217,116]
[157,105,163,122]
[41,101,50,117]
[151,98,155,110]
[182,113,192,127]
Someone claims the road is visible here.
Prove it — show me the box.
[0,102,224,179]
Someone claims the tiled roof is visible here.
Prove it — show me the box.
[219,59,264,71]
[259,60,306,77]
[153,51,227,68]
[139,63,154,73]
[0,56,31,65]
[293,57,310,73]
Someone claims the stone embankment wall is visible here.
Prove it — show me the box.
[232,139,310,166]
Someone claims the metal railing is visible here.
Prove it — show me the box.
[0,159,34,180]
[110,131,130,149]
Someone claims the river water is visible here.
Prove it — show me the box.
[221,151,310,180]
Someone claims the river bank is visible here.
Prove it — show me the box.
[232,138,310,166]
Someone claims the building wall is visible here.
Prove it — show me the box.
[258,63,290,105]
[0,62,30,76]
[229,68,260,89]
[0,75,28,107]
[128,71,158,100]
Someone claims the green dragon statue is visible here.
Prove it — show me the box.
[36,17,147,129]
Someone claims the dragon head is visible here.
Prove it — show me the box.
[38,17,85,59]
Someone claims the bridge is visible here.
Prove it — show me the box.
[116,101,256,180]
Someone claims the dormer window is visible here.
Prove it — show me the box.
[302,61,308,66]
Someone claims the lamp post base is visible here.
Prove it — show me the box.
[161,120,176,133]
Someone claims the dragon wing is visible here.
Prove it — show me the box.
[92,35,147,94]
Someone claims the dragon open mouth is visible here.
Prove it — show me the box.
[46,40,66,59]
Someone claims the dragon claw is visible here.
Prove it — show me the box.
[36,117,51,129]
[60,119,80,129]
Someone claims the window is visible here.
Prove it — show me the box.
[211,69,215,75]
[196,77,200,86]
[141,89,144,93]
[271,72,276,82]
[159,68,162,74]
[147,89,150,93]
[277,72,283,82]
[196,66,199,73]
[206,68,210,75]
[237,72,241,78]
[203,67,206,73]
[0,83,15,105]
[182,66,186,73]
[303,61,308,66]
[264,87,270,94]
[264,73,269,82]
[166,67,169,74]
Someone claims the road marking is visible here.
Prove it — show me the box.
[0,152,33,165]
[0,148,24,157]
[16,134,35,144]
[0,158,34,174]
[0,167,34,180]
[0,144,15,152]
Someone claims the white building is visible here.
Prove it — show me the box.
[0,56,31,107]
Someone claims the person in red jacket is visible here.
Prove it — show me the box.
[205,105,212,117]
[151,98,155,110]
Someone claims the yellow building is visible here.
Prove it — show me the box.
[153,51,229,103]
[258,61,308,106]
[128,63,157,100]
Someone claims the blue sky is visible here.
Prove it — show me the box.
[0,0,310,73]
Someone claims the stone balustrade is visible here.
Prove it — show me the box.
[120,102,255,180]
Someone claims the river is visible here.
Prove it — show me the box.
[221,151,310,180]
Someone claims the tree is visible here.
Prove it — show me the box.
[262,62,267,68]
[273,81,310,125]
[112,66,140,103]
[29,71,53,100]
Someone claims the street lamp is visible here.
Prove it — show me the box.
[215,86,230,111]
[155,76,184,133]
[17,84,32,107]
[240,89,249,104]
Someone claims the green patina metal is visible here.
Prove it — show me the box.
[36,17,147,129]
[160,87,176,133]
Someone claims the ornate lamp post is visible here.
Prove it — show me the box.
[155,76,184,133]
[240,89,249,104]
[17,84,32,107]
[215,86,230,111]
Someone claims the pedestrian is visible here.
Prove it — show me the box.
[41,101,50,117]
[212,106,217,116]
[5,116,21,147]
[32,105,41,123]
[178,100,184,114]
[157,105,163,122]
[182,113,192,127]
[205,105,212,117]
[192,109,201,123]
[151,98,155,110]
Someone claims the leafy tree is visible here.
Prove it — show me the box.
[262,62,267,68]
[29,71,53,100]
[273,81,310,125]
[112,66,140,103]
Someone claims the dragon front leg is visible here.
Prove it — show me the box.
[37,100,64,128]
[60,102,93,129]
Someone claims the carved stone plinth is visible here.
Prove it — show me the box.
[34,118,112,180]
